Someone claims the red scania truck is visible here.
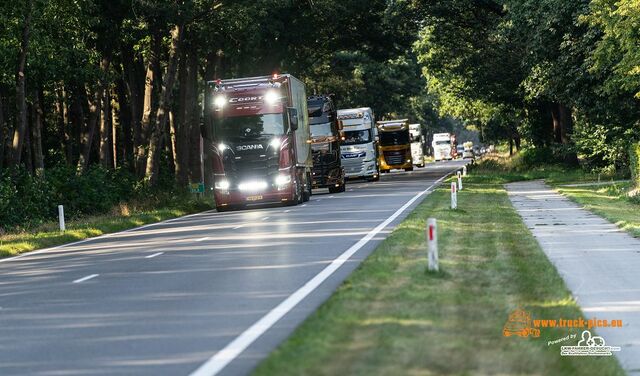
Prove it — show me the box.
[202,74,313,212]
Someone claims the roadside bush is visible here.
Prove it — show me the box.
[0,165,185,231]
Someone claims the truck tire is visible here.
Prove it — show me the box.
[216,205,235,212]
[404,167,413,172]
[329,182,346,194]
[303,171,312,202]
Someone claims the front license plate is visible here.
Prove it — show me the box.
[246,195,263,201]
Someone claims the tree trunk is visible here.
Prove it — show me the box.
[9,0,33,167]
[557,103,578,165]
[550,104,562,143]
[77,85,102,172]
[136,51,158,177]
[174,48,189,186]
[145,25,183,185]
[122,44,143,173]
[115,77,132,168]
[56,86,73,164]
[187,50,202,183]
[99,85,113,168]
[31,88,44,172]
[69,85,85,166]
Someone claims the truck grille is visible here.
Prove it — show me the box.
[383,150,406,166]
[223,153,279,186]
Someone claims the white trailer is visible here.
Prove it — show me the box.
[432,133,452,161]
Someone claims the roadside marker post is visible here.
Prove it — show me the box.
[427,218,439,272]
[58,205,65,232]
[458,175,463,191]
[463,165,467,176]
[451,182,457,209]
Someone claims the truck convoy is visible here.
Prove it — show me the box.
[432,132,453,161]
[307,95,346,193]
[409,123,425,168]
[203,74,313,212]
[377,119,413,172]
[338,108,380,182]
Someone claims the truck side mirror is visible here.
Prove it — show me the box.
[287,107,299,131]
[375,136,380,142]
[337,120,344,131]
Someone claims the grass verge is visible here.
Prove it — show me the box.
[253,171,624,375]
[556,182,640,238]
[0,198,213,258]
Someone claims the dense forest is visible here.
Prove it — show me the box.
[0,0,638,228]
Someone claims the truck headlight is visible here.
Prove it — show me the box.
[275,174,291,190]
[215,179,230,191]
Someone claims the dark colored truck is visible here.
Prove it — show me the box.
[307,95,346,193]
[202,74,313,212]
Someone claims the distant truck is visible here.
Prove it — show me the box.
[307,95,346,193]
[203,74,313,212]
[463,141,474,159]
[377,119,413,172]
[338,108,380,182]
[432,133,453,161]
[409,123,426,168]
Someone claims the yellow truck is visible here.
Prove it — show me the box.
[377,119,413,172]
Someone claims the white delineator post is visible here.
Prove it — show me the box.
[58,205,66,232]
[427,218,439,272]
[451,182,457,209]
[463,165,467,176]
[458,175,463,191]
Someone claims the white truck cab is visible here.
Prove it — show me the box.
[409,123,425,168]
[338,108,379,181]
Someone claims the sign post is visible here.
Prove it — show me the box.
[427,218,438,272]
[451,182,457,209]
[58,205,65,232]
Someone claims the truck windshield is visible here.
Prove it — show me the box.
[311,122,333,137]
[343,129,371,145]
[380,131,409,146]
[214,114,285,140]
[435,140,451,146]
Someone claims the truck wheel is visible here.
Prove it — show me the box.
[216,205,234,212]
[404,167,413,172]
[303,172,312,202]
[329,182,346,194]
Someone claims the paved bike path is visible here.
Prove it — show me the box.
[506,180,640,374]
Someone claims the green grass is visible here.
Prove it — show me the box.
[556,182,640,238]
[0,198,213,258]
[253,172,624,376]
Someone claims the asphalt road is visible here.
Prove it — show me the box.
[0,160,464,376]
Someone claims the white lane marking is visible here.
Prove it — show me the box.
[196,237,210,242]
[329,195,334,198]
[301,204,307,207]
[262,217,270,221]
[233,225,244,230]
[188,169,456,376]
[73,274,99,283]
[284,210,291,213]
[145,252,164,259]
[0,209,217,264]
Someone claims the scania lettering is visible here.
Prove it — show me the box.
[377,119,413,172]
[338,108,379,181]
[409,123,425,168]
[432,133,453,161]
[308,95,346,193]
[203,74,313,212]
